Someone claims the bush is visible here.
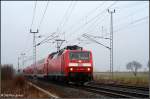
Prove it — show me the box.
[1,64,15,80]
[13,75,26,87]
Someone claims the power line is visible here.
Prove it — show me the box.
[57,1,73,35]
[65,1,118,41]
[60,1,77,36]
[86,5,148,39]
[35,32,59,47]
[70,2,148,46]
[36,32,56,45]
[76,2,148,43]
[82,14,108,35]
[64,1,106,33]
[62,1,76,29]
[37,1,50,31]
[113,5,148,28]
[77,37,92,46]
[30,0,37,29]
[36,36,57,47]
[114,16,148,33]
[82,34,110,49]
[59,2,117,46]
[113,1,147,11]
[66,2,118,45]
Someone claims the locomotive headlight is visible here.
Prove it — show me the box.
[69,63,78,66]
[87,68,90,71]
[70,68,73,71]
[82,63,91,66]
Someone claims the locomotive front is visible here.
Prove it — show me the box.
[66,49,93,83]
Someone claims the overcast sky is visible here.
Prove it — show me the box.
[1,1,149,72]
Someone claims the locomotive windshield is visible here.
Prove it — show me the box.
[69,52,90,60]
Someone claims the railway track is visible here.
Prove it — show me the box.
[91,82,149,91]
[82,84,149,98]
[70,85,132,98]
[27,78,149,98]
[63,82,149,98]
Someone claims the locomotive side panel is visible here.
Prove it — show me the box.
[47,54,62,76]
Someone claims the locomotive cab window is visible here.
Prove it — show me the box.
[69,52,90,60]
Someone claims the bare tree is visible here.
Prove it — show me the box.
[126,61,142,76]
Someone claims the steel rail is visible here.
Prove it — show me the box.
[84,84,149,98]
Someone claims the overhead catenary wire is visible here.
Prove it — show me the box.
[66,1,117,38]
[66,1,118,45]
[30,0,37,29]
[57,1,73,35]
[113,5,148,28]
[77,37,92,46]
[36,1,115,48]
[70,2,148,45]
[37,35,58,46]
[113,1,147,11]
[114,16,149,33]
[64,1,106,33]
[82,34,110,49]
[86,5,148,39]
[82,13,108,35]
[34,1,73,49]
[60,1,77,34]
[59,1,77,39]
[36,32,57,46]
[37,1,50,31]
[78,2,148,41]
[71,15,108,45]
[82,15,148,47]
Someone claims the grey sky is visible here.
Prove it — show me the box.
[1,1,149,72]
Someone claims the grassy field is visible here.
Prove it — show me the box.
[93,72,149,87]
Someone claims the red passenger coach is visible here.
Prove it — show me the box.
[24,45,93,84]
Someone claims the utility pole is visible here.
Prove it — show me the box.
[55,39,65,52]
[21,53,25,70]
[30,29,39,75]
[108,9,115,79]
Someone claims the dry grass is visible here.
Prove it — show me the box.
[1,64,49,98]
[94,72,149,87]
[1,75,48,98]
[1,75,49,98]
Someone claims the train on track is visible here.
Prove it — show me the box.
[23,45,93,84]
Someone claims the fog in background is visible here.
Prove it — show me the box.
[1,1,149,72]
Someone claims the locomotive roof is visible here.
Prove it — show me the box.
[49,45,83,56]
[63,45,83,50]
[48,45,84,58]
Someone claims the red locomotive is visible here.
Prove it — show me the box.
[23,45,93,84]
